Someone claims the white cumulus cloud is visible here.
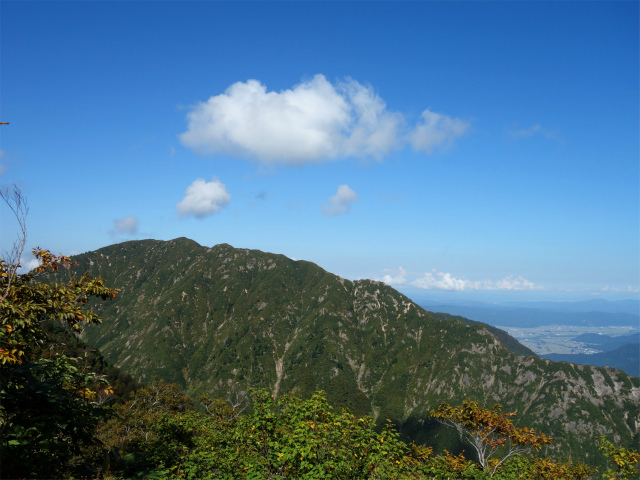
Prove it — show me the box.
[381,267,407,286]
[411,270,543,291]
[491,275,543,291]
[113,216,139,235]
[180,75,468,165]
[339,79,404,158]
[322,185,358,216]
[412,271,476,291]
[176,177,231,219]
[17,256,42,274]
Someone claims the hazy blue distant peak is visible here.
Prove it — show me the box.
[500,299,640,315]
[418,298,640,315]
[419,303,640,328]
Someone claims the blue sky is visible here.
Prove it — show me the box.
[1,1,638,303]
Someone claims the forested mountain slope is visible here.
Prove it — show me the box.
[51,238,640,465]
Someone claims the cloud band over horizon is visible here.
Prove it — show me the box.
[381,267,544,292]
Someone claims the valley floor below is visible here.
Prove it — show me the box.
[498,325,639,355]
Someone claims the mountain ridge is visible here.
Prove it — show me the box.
[49,238,640,466]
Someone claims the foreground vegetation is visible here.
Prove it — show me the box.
[65,380,602,480]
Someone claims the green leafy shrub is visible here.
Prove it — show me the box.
[598,436,640,479]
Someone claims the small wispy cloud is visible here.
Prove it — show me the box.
[112,216,139,235]
[285,201,304,214]
[180,75,469,165]
[508,124,558,140]
[409,110,469,154]
[176,177,231,219]
[0,150,7,177]
[600,285,640,294]
[322,185,359,216]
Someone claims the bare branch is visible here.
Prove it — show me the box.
[0,184,29,302]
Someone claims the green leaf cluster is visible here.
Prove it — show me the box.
[0,249,119,478]
[598,436,640,479]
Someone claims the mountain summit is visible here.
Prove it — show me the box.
[56,238,639,463]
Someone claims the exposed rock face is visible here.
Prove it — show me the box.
[54,238,639,464]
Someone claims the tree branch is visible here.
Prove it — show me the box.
[0,184,29,302]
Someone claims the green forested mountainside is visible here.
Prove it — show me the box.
[428,312,537,357]
[50,238,640,466]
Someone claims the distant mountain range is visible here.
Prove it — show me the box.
[571,332,640,351]
[422,302,640,377]
[418,303,640,328]
[49,238,640,466]
[486,299,638,315]
[417,298,640,316]
[543,333,640,378]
